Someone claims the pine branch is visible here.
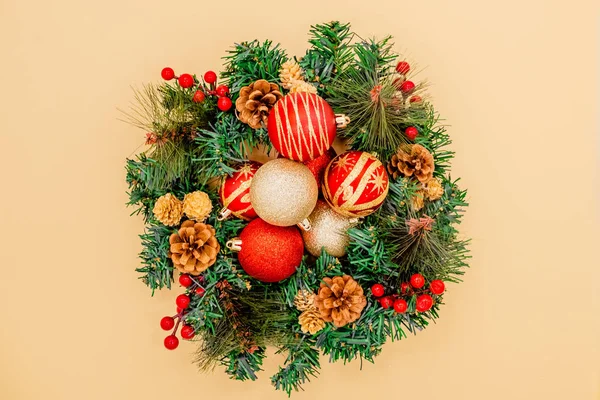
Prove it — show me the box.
[271,337,321,395]
[136,224,174,292]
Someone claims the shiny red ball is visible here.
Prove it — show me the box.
[180,325,195,339]
[192,90,205,103]
[164,335,179,350]
[217,96,233,111]
[400,282,411,294]
[237,219,304,282]
[178,274,192,287]
[303,147,336,189]
[178,73,194,89]
[400,80,415,93]
[371,283,385,297]
[219,162,261,220]
[378,296,394,309]
[416,294,433,312]
[160,316,175,331]
[430,280,446,295]
[393,299,408,313]
[405,127,418,141]
[176,294,190,309]
[410,273,425,289]
[396,61,410,75]
[161,67,175,80]
[204,70,217,84]
[215,85,230,97]
[195,287,205,297]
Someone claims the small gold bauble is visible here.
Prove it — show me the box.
[302,200,357,257]
[250,158,318,227]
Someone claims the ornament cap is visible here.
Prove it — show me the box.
[226,238,242,252]
[335,114,350,129]
[297,218,312,231]
[218,207,232,221]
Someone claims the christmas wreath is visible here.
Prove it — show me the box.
[123,21,469,394]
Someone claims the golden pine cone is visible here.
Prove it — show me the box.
[411,190,425,211]
[422,177,444,201]
[298,309,326,335]
[183,191,212,221]
[294,290,315,311]
[388,144,435,183]
[169,220,220,276]
[153,193,183,226]
[279,60,303,89]
[235,80,283,129]
[289,79,318,94]
[314,275,367,328]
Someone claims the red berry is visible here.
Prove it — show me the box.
[180,325,195,339]
[176,294,190,309]
[215,85,230,97]
[393,299,408,313]
[179,274,193,287]
[416,294,433,312]
[176,306,183,314]
[400,80,415,93]
[371,283,385,297]
[217,97,232,112]
[405,126,418,141]
[378,296,394,309]
[410,95,422,103]
[164,335,179,350]
[192,90,205,103]
[195,287,205,297]
[161,67,175,80]
[400,282,411,294]
[204,71,217,84]
[178,73,194,89]
[160,316,175,330]
[396,61,410,75]
[393,76,405,88]
[430,280,446,295]
[410,273,425,289]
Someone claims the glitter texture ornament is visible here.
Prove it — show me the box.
[303,147,336,189]
[323,151,389,218]
[250,158,318,227]
[218,162,262,221]
[227,218,304,282]
[267,92,337,162]
[302,200,357,257]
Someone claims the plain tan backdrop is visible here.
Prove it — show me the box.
[1,0,598,399]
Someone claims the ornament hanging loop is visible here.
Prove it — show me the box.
[226,238,242,252]
[335,114,350,129]
[297,218,312,232]
[218,207,232,221]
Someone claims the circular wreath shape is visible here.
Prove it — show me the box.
[123,21,469,394]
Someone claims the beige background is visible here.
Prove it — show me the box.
[1,0,598,399]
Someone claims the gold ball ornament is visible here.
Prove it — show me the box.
[250,159,318,227]
[302,200,358,257]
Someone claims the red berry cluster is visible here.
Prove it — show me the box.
[160,67,233,112]
[393,60,422,141]
[370,274,446,314]
[159,274,206,350]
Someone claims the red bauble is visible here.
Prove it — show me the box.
[323,151,389,217]
[396,61,411,75]
[192,90,205,103]
[400,80,415,93]
[180,325,195,339]
[371,283,385,297]
[236,218,304,282]
[430,280,446,295]
[303,147,336,189]
[267,92,337,162]
[164,335,179,350]
[416,294,433,312]
[178,274,192,287]
[195,287,205,297]
[410,273,425,289]
[217,97,233,111]
[216,85,229,97]
[219,162,261,220]
[160,316,175,331]
[178,73,194,89]
[161,67,175,80]
[176,294,190,309]
[393,299,408,313]
[378,296,394,309]
[405,126,418,141]
[204,71,217,84]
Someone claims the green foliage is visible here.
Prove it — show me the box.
[136,224,174,292]
[271,337,321,395]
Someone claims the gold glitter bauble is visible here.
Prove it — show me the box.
[250,158,318,227]
[302,200,357,257]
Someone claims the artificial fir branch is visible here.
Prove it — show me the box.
[271,337,321,395]
[136,224,174,292]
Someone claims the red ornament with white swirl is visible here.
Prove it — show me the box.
[267,92,348,162]
[323,151,389,218]
[218,162,261,221]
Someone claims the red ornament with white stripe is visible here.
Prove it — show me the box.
[218,162,262,221]
[267,92,338,162]
[323,151,389,218]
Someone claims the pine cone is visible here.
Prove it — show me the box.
[411,190,425,211]
[388,144,435,183]
[294,290,315,311]
[314,275,367,328]
[289,80,318,94]
[298,309,326,335]
[235,80,283,129]
[183,191,212,222]
[153,193,183,226]
[279,60,303,89]
[169,220,220,275]
[422,177,444,200]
